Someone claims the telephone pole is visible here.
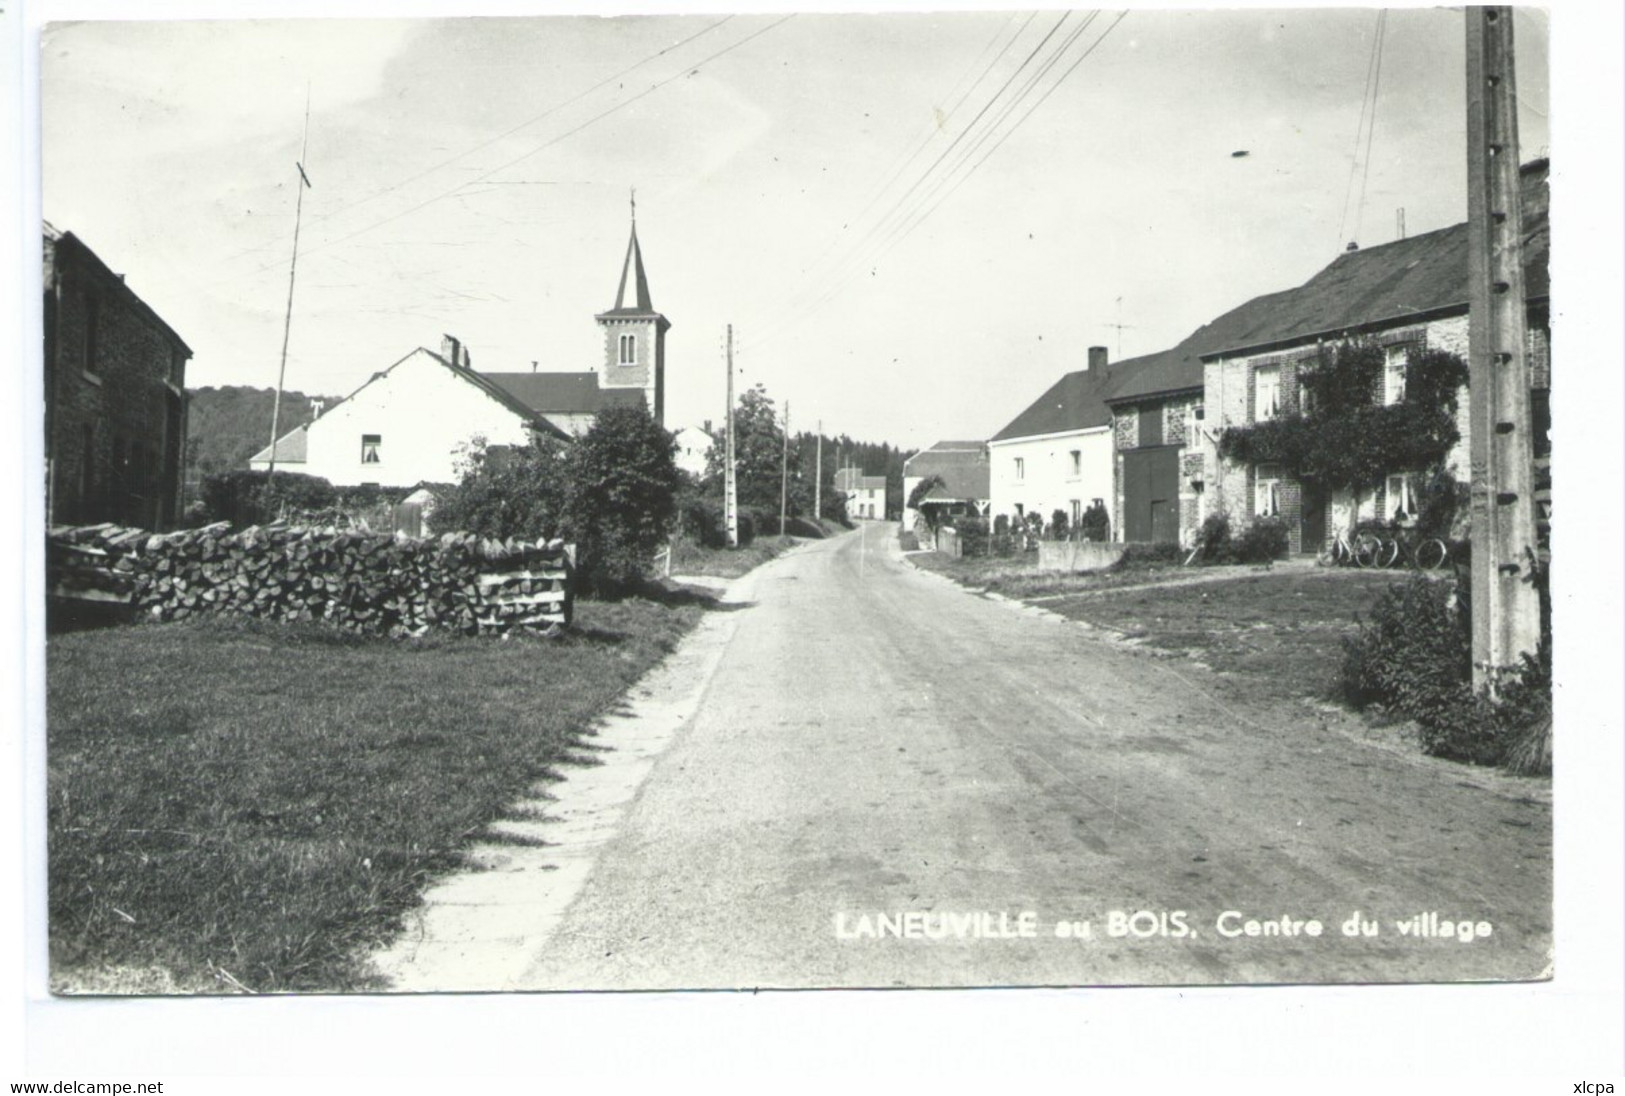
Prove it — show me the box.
[1465,5,1541,692]
[779,401,791,539]
[267,88,313,481]
[815,420,823,522]
[724,325,739,548]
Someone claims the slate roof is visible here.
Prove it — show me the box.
[248,424,308,465]
[596,223,667,321]
[482,371,649,415]
[904,444,990,502]
[989,359,1139,441]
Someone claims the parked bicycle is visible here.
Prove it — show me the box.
[1320,528,1386,568]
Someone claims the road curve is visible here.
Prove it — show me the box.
[509,524,1550,990]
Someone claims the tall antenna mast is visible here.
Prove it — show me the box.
[266,87,313,481]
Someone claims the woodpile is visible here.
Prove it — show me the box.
[46,522,574,638]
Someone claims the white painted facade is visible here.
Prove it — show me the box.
[987,426,1113,529]
[672,425,713,478]
[291,349,536,488]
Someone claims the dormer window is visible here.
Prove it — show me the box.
[618,333,637,365]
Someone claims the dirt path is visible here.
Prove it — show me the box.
[386,525,1550,990]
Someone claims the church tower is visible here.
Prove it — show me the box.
[594,195,670,425]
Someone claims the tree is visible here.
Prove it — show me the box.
[563,404,682,594]
[430,435,571,542]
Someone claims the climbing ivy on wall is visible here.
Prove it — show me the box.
[1218,339,1468,495]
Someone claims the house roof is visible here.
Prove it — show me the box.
[905,445,990,502]
[248,423,308,465]
[990,359,1138,441]
[481,371,649,416]
[44,224,194,358]
[1100,159,1551,404]
[1193,158,1550,361]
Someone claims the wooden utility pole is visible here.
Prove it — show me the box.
[815,420,823,522]
[779,401,791,539]
[1465,6,1541,692]
[724,325,739,548]
[268,89,313,480]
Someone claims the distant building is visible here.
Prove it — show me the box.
[903,441,990,531]
[671,422,715,478]
[44,224,192,529]
[251,211,673,488]
[835,467,887,520]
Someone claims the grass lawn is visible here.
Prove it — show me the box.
[47,594,705,993]
[911,548,1421,706]
[667,523,847,582]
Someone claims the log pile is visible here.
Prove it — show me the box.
[46,522,574,638]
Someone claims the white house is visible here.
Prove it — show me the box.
[251,211,671,487]
[672,423,715,478]
[987,346,1119,532]
[835,467,887,520]
[902,441,989,533]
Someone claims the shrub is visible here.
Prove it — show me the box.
[1338,574,1552,769]
[564,404,683,595]
[993,514,1010,536]
[1078,501,1109,543]
[1196,513,1233,563]
[199,469,337,527]
[1050,510,1069,541]
[430,439,569,543]
[1233,516,1290,563]
[1116,542,1182,567]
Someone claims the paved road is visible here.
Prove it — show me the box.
[447,525,1552,989]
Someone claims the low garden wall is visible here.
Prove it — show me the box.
[46,521,573,638]
[1036,539,1127,573]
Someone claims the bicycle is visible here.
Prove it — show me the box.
[1320,528,1384,568]
[1358,527,1452,571]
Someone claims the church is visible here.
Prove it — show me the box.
[250,211,671,489]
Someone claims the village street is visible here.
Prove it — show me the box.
[380,525,1551,991]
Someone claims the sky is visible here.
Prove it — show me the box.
[42,7,1550,451]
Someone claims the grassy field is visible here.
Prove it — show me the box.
[912,549,1416,704]
[47,594,706,993]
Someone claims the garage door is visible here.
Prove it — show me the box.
[1123,447,1180,543]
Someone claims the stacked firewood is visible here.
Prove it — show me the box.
[45,522,573,638]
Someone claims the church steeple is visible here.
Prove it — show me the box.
[595,193,670,424]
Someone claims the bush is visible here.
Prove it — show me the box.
[1078,501,1109,543]
[199,470,337,527]
[993,514,1010,536]
[1196,513,1233,562]
[1233,516,1290,563]
[1116,542,1182,567]
[1338,574,1552,768]
[1050,510,1069,541]
[564,405,683,595]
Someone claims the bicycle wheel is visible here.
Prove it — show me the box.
[1353,533,1380,568]
[1414,537,1449,571]
[1377,537,1401,568]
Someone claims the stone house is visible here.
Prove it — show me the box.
[1196,159,1550,555]
[44,224,193,529]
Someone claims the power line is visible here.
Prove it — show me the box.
[243,15,796,275]
[1336,9,1386,249]
[747,12,1076,343]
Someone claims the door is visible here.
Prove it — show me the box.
[1123,447,1180,543]
[1299,482,1327,555]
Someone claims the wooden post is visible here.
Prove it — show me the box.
[1465,5,1541,693]
[268,89,312,481]
[815,421,822,525]
[779,401,790,539]
[724,325,738,548]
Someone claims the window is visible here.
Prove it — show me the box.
[361,434,382,464]
[1014,457,1025,482]
[1386,472,1417,522]
[1254,463,1282,518]
[1383,344,1409,405]
[1254,366,1281,422]
[618,333,637,365]
[1070,499,1082,526]
[1069,450,1081,477]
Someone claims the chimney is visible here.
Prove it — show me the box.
[309,397,325,419]
[460,344,472,371]
[441,334,461,366]
[1087,346,1108,371]
[531,360,539,374]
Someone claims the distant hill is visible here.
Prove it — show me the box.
[186,385,342,482]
